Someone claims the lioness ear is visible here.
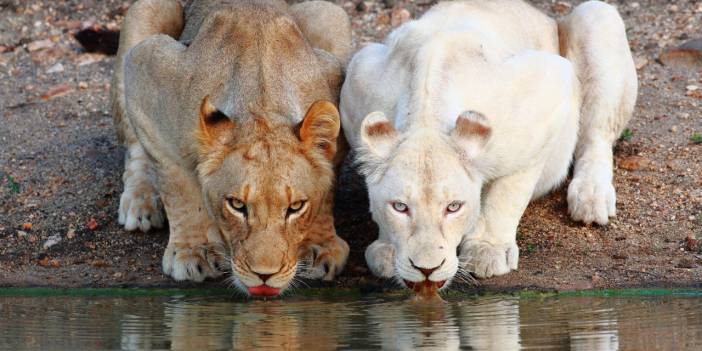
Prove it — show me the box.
[299,100,341,160]
[198,96,235,148]
[360,111,398,160]
[451,111,491,159]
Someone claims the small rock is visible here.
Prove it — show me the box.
[66,228,76,239]
[41,83,74,100]
[76,53,105,66]
[42,234,62,249]
[687,85,699,91]
[78,82,88,90]
[670,125,679,133]
[376,13,390,26]
[591,273,603,286]
[46,63,64,74]
[612,253,628,260]
[17,230,28,238]
[113,272,123,278]
[676,258,696,269]
[617,155,650,171]
[382,0,396,9]
[390,8,411,27]
[552,1,572,15]
[38,257,60,268]
[28,235,37,243]
[87,218,99,231]
[91,259,109,268]
[685,235,697,252]
[660,38,702,68]
[634,56,648,70]
[26,39,54,52]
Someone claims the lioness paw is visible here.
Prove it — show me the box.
[162,243,223,282]
[118,181,164,232]
[364,240,396,278]
[303,236,349,281]
[460,240,518,279]
[567,176,616,226]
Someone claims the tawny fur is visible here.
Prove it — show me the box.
[340,0,637,284]
[111,0,352,293]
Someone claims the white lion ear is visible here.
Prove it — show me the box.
[451,111,492,159]
[360,111,399,160]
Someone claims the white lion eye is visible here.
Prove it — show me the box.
[446,201,463,213]
[391,201,409,214]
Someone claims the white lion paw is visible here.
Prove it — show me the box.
[460,240,518,279]
[567,175,616,226]
[118,179,165,232]
[162,243,223,282]
[365,240,396,278]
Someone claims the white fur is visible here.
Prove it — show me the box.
[340,0,637,280]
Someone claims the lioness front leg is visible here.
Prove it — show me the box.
[460,167,543,278]
[117,143,165,232]
[111,0,184,232]
[158,163,223,282]
[559,1,637,225]
[301,197,349,281]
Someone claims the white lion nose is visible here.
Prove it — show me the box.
[409,258,445,279]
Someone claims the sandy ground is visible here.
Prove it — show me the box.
[0,0,701,293]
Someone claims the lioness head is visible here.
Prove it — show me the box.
[196,96,341,297]
[357,110,491,295]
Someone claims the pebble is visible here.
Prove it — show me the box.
[42,234,62,249]
[670,125,678,133]
[634,56,648,70]
[390,8,411,27]
[17,230,28,238]
[686,85,698,91]
[46,62,64,74]
[41,83,73,100]
[618,155,651,171]
[66,228,76,239]
[26,39,54,52]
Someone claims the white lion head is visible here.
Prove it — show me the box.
[357,110,492,292]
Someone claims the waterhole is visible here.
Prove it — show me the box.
[0,289,701,350]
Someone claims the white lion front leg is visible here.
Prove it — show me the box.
[460,167,543,278]
[559,1,638,225]
[158,163,223,282]
[118,143,165,232]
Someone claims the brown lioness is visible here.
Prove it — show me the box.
[110,0,352,296]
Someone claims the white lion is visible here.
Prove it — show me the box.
[340,0,637,288]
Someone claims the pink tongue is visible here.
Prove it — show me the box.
[248,285,281,297]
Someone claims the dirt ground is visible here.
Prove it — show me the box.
[0,0,701,293]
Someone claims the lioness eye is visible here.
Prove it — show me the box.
[391,201,409,214]
[226,196,247,216]
[287,200,306,216]
[446,201,463,213]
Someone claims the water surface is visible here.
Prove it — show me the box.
[1,289,701,350]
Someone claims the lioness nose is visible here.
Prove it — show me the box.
[254,271,275,283]
[410,258,445,278]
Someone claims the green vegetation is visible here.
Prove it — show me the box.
[620,128,634,141]
[3,173,20,194]
[690,132,702,144]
